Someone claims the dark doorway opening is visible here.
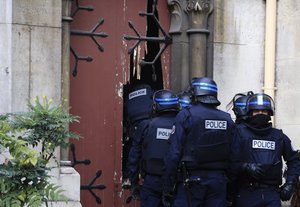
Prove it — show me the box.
[122,0,164,186]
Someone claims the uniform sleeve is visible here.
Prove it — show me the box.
[126,120,148,183]
[162,110,191,192]
[282,133,300,184]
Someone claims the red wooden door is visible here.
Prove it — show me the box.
[70,1,170,206]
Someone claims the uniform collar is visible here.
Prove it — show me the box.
[244,122,273,135]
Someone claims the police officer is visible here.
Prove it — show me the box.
[232,91,254,124]
[124,84,154,125]
[177,91,192,109]
[227,91,254,206]
[126,89,180,207]
[162,77,235,207]
[123,83,154,189]
[231,93,300,207]
[172,90,192,207]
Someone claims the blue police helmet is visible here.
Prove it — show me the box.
[232,95,248,118]
[232,91,254,118]
[177,91,192,108]
[153,89,180,113]
[246,93,274,116]
[191,77,220,105]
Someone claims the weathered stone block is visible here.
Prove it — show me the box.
[12,0,61,27]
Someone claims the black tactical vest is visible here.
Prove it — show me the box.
[181,105,233,170]
[125,84,154,125]
[141,114,176,175]
[237,124,284,184]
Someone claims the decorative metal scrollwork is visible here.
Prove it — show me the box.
[70,0,108,77]
[70,143,91,167]
[70,143,106,204]
[81,170,106,204]
[71,0,94,18]
[124,0,172,80]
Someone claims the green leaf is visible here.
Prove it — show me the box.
[17,192,25,202]
[0,96,80,206]
[29,157,38,166]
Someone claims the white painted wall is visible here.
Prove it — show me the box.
[0,0,12,113]
[0,0,62,112]
[214,0,265,112]
[276,1,300,148]
[214,0,300,150]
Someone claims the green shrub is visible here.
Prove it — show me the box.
[0,96,81,207]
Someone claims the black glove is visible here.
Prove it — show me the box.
[280,182,295,201]
[126,184,140,203]
[242,163,265,180]
[162,191,173,207]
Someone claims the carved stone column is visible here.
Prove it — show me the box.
[187,0,213,79]
[61,0,72,161]
[168,0,213,92]
[168,0,190,92]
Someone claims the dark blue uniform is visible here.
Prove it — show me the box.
[123,84,154,182]
[231,122,300,207]
[163,103,235,207]
[127,112,177,207]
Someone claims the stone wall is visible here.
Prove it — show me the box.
[276,1,300,148]
[0,0,81,206]
[214,0,300,150]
